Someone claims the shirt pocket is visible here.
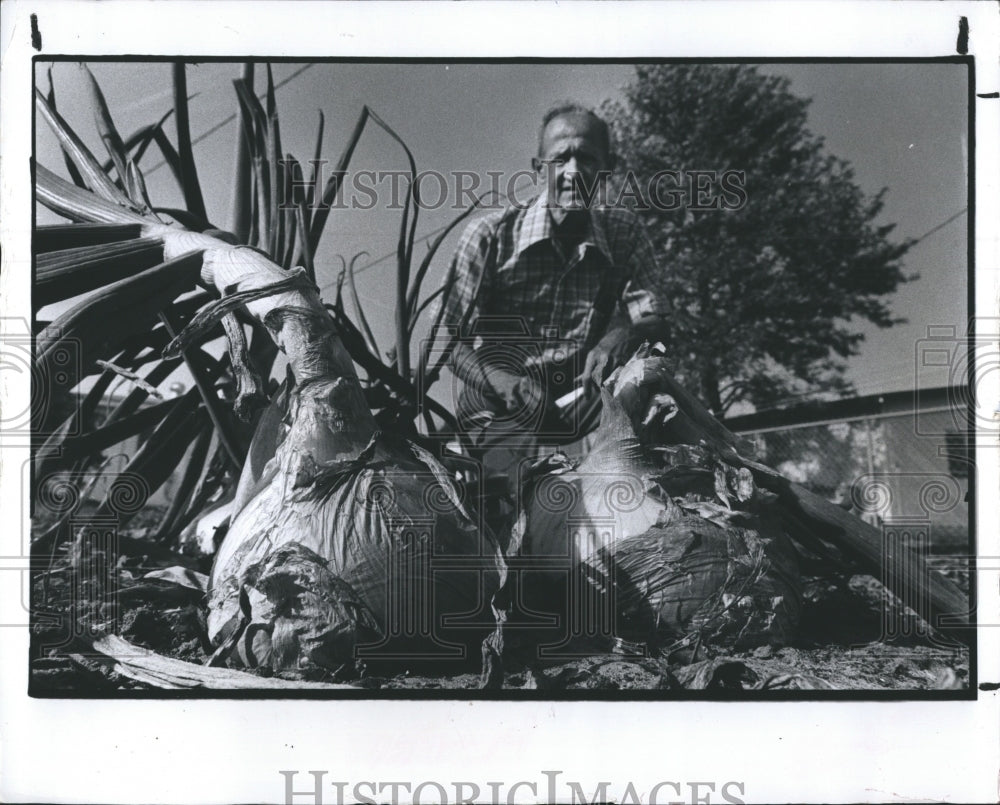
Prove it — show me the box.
[491,257,555,313]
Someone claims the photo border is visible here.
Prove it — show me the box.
[2,2,997,803]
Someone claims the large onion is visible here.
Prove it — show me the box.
[143,235,509,676]
[511,347,801,656]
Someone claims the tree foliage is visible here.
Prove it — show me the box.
[602,64,914,415]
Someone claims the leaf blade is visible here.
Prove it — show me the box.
[81,65,129,189]
[228,63,255,242]
[308,106,369,252]
[34,88,136,209]
[171,62,209,222]
[35,163,148,224]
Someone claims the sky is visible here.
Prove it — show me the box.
[34,60,970,405]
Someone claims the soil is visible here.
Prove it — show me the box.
[29,511,971,694]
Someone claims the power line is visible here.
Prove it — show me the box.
[317,221,456,293]
[912,207,966,246]
[323,202,971,292]
[318,192,516,293]
[143,63,315,176]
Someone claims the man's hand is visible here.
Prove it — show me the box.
[579,315,671,394]
[488,368,544,413]
[579,325,630,394]
[451,343,546,414]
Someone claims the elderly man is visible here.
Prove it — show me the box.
[441,104,668,486]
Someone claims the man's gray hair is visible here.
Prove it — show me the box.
[538,103,612,158]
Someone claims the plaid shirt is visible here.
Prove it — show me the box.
[440,194,663,371]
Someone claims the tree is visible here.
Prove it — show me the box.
[602,64,914,415]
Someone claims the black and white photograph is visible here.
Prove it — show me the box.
[26,58,976,696]
[2,1,998,803]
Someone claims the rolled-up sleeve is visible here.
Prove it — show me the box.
[619,215,665,322]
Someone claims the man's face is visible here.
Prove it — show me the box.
[534,113,612,225]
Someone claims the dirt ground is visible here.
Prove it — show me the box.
[29,510,970,694]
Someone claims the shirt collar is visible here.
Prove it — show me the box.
[515,194,613,263]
